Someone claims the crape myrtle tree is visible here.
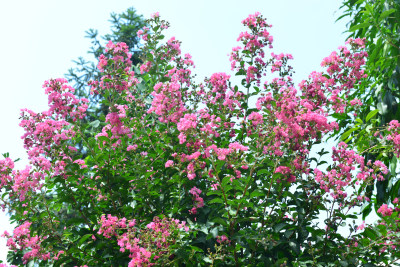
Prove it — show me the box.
[336,0,400,218]
[1,12,400,266]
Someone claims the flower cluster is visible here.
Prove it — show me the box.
[387,120,400,157]
[314,142,388,200]
[2,222,52,264]
[98,215,188,266]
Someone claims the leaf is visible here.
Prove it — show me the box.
[212,217,228,227]
[363,228,378,240]
[361,202,372,220]
[377,100,388,115]
[89,120,100,128]
[349,22,371,32]
[365,4,373,14]
[274,222,287,232]
[365,109,379,122]
[284,229,294,238]
[390,156,397,176]
[208,198,224,204]
[250,190,265,198]
[146,53,153,61]
[208,227,219,239]
[257,169,269,176]
[340,127,359,141]
[379,9,396,20]
[235,69,246,76]
[289,241,300,254]
[97,136,110,143]
[77,234,92,246]
[390,179,400,201]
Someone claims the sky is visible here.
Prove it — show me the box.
[0,0,350,262]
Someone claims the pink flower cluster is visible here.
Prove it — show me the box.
[275,166,296,183]
[90,41,138,95]
[205,143,248,161]
[43,78,89,121]
[3,221,52,264]
[189,186,204,214]
[314,142,388,199]
[98,215,188,265]
[13,77,91,200]
[216,235,230,244]
[177,113,197,132]
[387,120,400,157]
[257,77,337,159]
[98,214,136,238]
[248,111,263,126]
[230,12,273,85]
[0,157,14,188]
[20,109,75,156]
[377,204,393,217]
[303,38,367,113]
[147,82,187,123]
[96,108,131,148]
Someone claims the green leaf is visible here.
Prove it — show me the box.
[250,190,265,198]
[289,241,300,254]
[349,22,371,32]
[89,120,100,128]
[212,217,228,227]
[235,69,246,76]
[365,109,379,122]
[274,222,287,232]
[390,179,400,201]
[146,53,153,61]
[77,234,92,246]
[365,4,373,14]
[208,198,224,204]
[363,228,378,240]
[361,202,372,220]
[340,127,359,141]
[257,169,269,176]
[379,9,396,20]
[390,156,397,176]
[97,136,110,143]
[377,100,388,115]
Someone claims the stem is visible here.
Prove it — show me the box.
[259,160,280,230]
[323,198,336,257]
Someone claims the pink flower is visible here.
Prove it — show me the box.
[165,160,174,168]
[275,166,291,175]
[127,144,138,151]
[377,204,393,217]
[356,221,365,231]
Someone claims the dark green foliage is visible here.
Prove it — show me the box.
[337,0,400,217]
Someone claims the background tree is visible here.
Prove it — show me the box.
[337,0,400,218]
[66,7,145,123]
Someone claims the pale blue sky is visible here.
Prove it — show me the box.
[0,0,349,262]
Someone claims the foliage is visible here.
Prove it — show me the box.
[1,12,400,266]
[337,0,400,218]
